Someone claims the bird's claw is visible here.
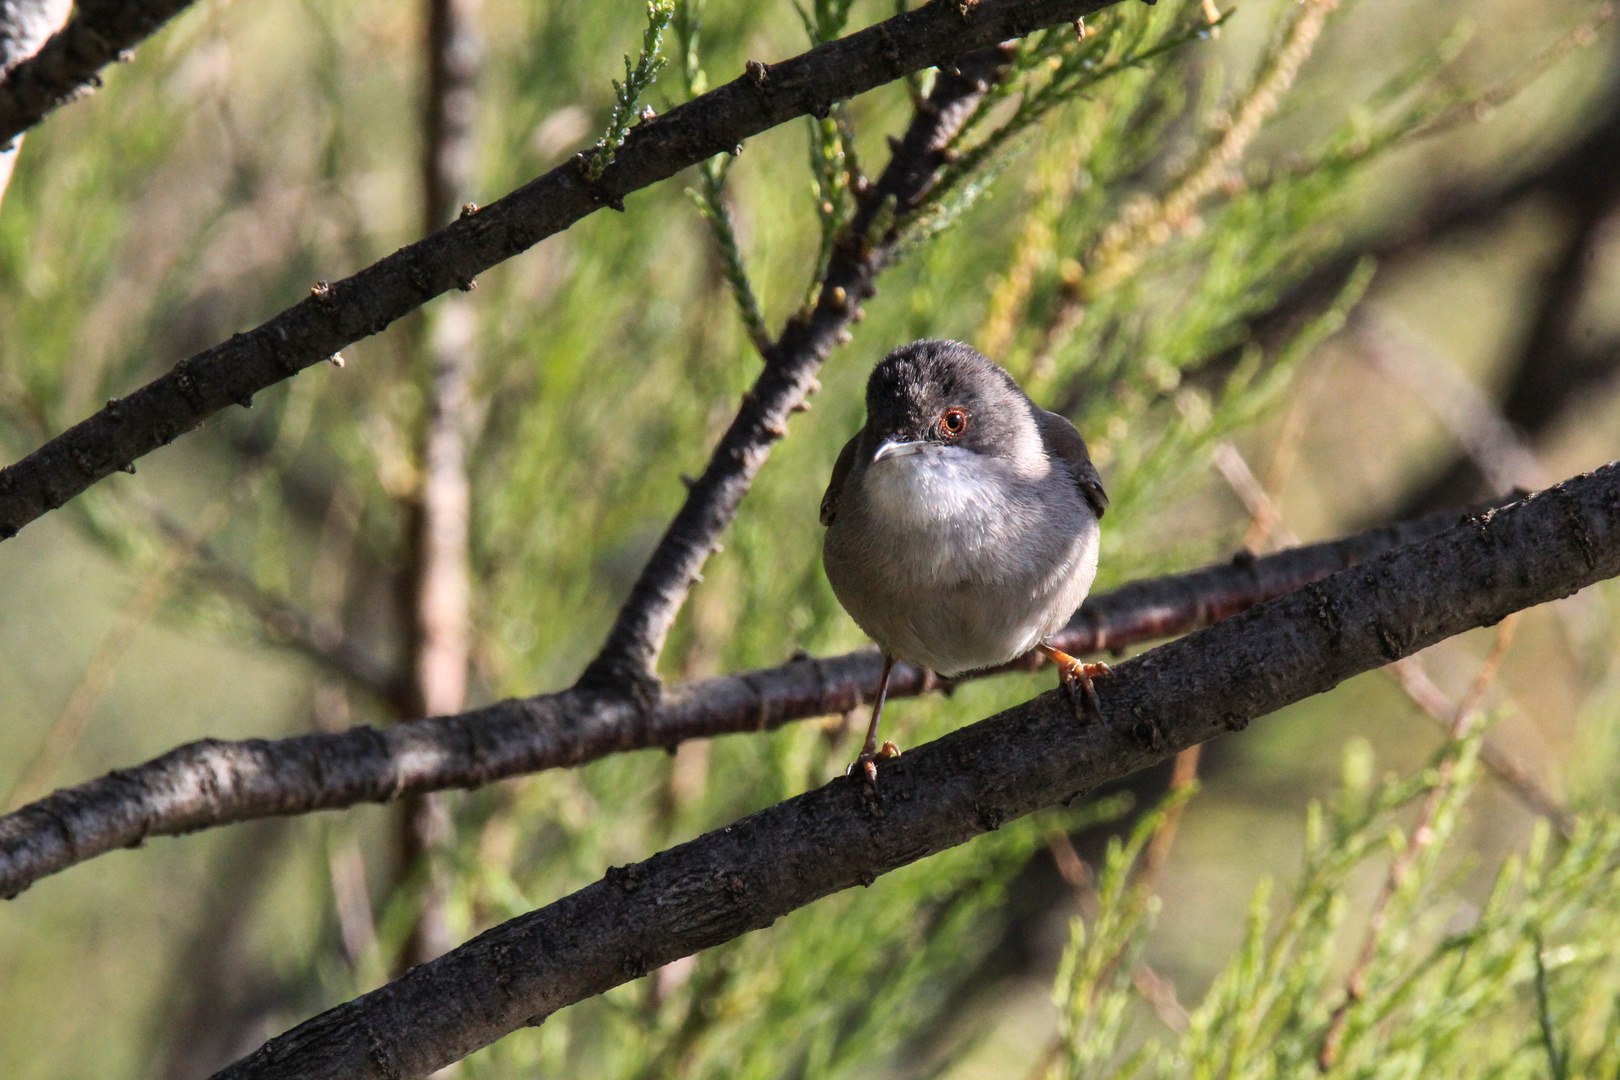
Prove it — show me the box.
[1056,657,1110,721]
[847,741,902,788]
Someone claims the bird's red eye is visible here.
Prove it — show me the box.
[940,408,968,438]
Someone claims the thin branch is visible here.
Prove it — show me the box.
[1212,438,1571,832]
[1385,656,1574,836]
[1045,828,1191,1032]
[0,0,196,146]
[208,461,1620,1080]
[0,0,1128,544]
[0,497,1506,900]
[579,43,1018,690]
[1244,34,1620,519]
[1354,308,1551,496]
[1033,0,1340,370]
[1213,441,1300,550]
[1138,744,1200,893]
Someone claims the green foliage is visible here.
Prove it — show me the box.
[587,0,677,181]
[0,0,1612,1076]
[1043,735,1620,1080]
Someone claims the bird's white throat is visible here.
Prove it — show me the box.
[862,445,1008,536]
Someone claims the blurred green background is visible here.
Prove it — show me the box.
[0,0,1618,1076]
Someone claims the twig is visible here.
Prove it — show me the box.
[579,44,1018,691]
[145,506,411,710]
[1139,744,1200,893]
[204,461,1620,1080]
[1243,352,1333,551]
[1213,442,1300,551]
[1210,434,1569,833]
[1317,613,1523,1070]
[0,0,1128,544]
[1045,828,1192,1033]
[1384,658,1573,837]
[1354,308,1550,496]
[0,0,194,146]
[0,496,1512,900]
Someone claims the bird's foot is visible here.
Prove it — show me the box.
[1039,644,1110,721]
[848,741,902,786]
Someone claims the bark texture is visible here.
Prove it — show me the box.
[0,0,1124,544]
[0,0,193,145]
[208,461,1620,1080]
[0,497,1504,899]
[0,0,70,203]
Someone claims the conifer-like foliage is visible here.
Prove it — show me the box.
[1050,733,1620,1080]
[0,0,1614,1075]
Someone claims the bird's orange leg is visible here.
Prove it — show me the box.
[848,654,902,786]
[1036,643,1111,720]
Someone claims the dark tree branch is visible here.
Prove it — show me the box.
[0,0,1126,544]
[206,462,1620,1080]
[0,498,1495,900]
[0,0,195,146]
[0,0,65,71]
[580,43,1016,691]
[0,0,69,203]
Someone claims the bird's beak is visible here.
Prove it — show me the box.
[872,438,929,463]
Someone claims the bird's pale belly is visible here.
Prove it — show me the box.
[837,559,1093,675]
[823,453,1100,675]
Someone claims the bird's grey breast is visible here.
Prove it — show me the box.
[823,445,1099,674]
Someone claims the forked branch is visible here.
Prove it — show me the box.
[580,43,1017,691]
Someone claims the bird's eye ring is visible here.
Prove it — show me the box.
[940,408,968,438]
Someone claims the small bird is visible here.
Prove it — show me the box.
[821,339,1110,784]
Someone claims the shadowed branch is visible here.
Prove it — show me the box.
[0,0,196,145]
[0,0,70,205]
[0,496,1505,900]
[208,462,1620,1080]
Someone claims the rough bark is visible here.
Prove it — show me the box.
[206,461,1620,1080]
[0,497,1500,900]
[579,44,1016,691]
[0,0,193,145]
[0,0,1126,544]
[0,0,71,204]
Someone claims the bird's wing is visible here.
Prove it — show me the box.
[1036,408,1108,519]
[820,431,861,526]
